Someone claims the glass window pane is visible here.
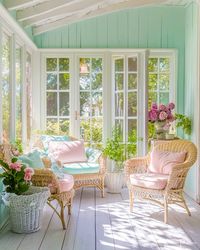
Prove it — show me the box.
[115,58,124,72]
[16,46,22,139]
[80,73,90,90]
[159,74,169,91]
[59,73,69,90]
[115,73,124,91]
[80,92,90,117]
[128,92,137,116]
[115,93,124,117]
[91,73,102,91]
[91,118,102,142]
[2,33,10,142]
[128,119,137,139]
[46,118,58,133]
[59,119,69,134]
[159,58,170,72]
[59,92,69,116]
[159,92,169,105]
[128,57,137,71]
[92,58,102,72]
[47,73,57,90]
[92,92,103,116]
[46,58,57,71]
[80,119,90,141]
[148,58,158,72]
[47,92,57,116]
[59,58,69,71]
[148,74,158,91]
[115,119,123,142]
[128,73,137,90]
[148,91,157,109]
[80,58,90,73]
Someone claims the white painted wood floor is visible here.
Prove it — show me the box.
[0,188,200,250]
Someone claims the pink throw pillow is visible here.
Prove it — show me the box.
[149,150,186,175]
[48,140,87,164]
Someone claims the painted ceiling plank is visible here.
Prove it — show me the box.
[33,0,166,35]
[4,0,47,11]
[16,0,77,21]
[23,0,107,27]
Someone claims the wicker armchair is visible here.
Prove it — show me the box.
[31,169,74,230]
[125,139,197,223]
[33,136,107,198]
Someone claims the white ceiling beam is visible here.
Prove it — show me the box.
[33,0,166,35]
[16,0,78,21]
[3,0,47,11]
[22,0,108,27]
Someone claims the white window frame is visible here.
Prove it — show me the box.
[40,49,176,155]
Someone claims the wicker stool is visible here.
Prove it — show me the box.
[32,169,74,229]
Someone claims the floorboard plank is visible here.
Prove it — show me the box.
[73,188,96,250]
[61,189,82,250]
[95,189,115,250]
[39,201,67,250]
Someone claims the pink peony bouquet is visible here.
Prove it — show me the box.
[148,102,175,123]
[0,157,34,195]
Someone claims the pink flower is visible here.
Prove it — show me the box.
[148,110,158,122]
[10,162,22,172]
[159,104,167,111]
[167,102,175,110]
[151,103,158,110]
[159,111,168,121]
[24,167,34,176]
[24,173,32,181]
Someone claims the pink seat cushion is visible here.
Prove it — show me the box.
[149,150,186,175]
[48,140,87,164]
[58,174,74,193]
[49,174,74,194]
[130,173,169,190]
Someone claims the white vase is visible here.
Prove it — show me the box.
[106,172,124,194]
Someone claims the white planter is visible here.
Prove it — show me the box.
[106,172,124,194]
[3,186,50,234]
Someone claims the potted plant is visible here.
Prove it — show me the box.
[103,126,133,193]
[0,157,50,233]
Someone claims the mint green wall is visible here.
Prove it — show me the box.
[184,2,198,198]
[34,6,185,113]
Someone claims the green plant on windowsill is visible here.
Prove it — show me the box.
[175,113,192,136]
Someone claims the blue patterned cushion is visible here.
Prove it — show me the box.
[62,162,100,175]
[19,150,44,169]
[85,148,102,163]
[40,135,70,152]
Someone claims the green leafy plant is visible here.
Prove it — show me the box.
[12,139,23,154]
[103,126,138,172]
[175,113,192,135]
[0,158,34,195]
[103,126,125,172]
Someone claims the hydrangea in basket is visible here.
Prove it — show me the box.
[0,157,50,233]
[148,102,175,139]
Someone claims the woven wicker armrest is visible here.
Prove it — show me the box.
[124,155,149,179]
[166,161,192,190]
[98,154,107,174]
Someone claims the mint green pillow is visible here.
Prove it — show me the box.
[19,150,44,169]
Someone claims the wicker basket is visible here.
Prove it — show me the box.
[3,186,50,233]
